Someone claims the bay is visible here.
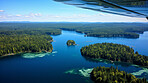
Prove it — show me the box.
[0,30,148,83]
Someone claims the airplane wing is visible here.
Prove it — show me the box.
[54,0,148,20]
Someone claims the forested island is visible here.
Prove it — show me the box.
[66,40,76,46]
[91,66,148,83]
[81,43,148,67]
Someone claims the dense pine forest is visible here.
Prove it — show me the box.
[0,22,148,56]
[57,23,148,38]
[91,66,148,83]
[1,22,148,38]
[81,43,148,67]
[0,23,61,35]
[0,23,61,56]
[0,35,53,56]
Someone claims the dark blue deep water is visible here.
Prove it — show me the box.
[0,30,148,83]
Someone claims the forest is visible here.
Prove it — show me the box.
[0,22,148,56]
[0,23,61,35]
[1,22,148,38]
[91,66,148,83]
[58,23,148,38]
[0,23,61,56]
[81,43,148,67]
[0,34,53,56]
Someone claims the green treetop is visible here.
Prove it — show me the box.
[66,40,76,46]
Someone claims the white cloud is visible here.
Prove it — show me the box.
[8,15,13,17]
[30,13,42,17]
[0,10,4,12]
[0,12,147,22]
[98,13,105,16]
[16,14,22,17]
[35,13,42,16]
[0,15,7,19]
[5,13,42,18]
[55,16,60,18]
[46,15,62,18]
[24,16,30,18]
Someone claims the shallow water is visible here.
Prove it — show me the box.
[0,30,148,83]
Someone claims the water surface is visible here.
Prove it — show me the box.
[0,30,148,83]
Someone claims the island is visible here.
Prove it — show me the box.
[66,40,76,46]
[91,66,148,83]
[80,43,148,67]
[0,23,62,57]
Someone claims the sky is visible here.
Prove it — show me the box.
[0,0,147,22]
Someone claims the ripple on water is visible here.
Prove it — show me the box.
[21,51,57,59]
[65,68,93,77]
[65,67,148,79]
[131,68,148,76]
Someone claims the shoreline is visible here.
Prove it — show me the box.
[60,29,146,39]
[83,56,148,68]
[0,39,54,58]
[0,50,53,58]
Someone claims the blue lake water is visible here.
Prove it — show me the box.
[0,30,148,83]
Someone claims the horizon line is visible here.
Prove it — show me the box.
[0,21,148,23]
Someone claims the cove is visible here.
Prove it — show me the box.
[0,30,148,83]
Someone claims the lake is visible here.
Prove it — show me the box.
[0,30,148,83]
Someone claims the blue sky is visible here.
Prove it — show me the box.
[0,0,147,22]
